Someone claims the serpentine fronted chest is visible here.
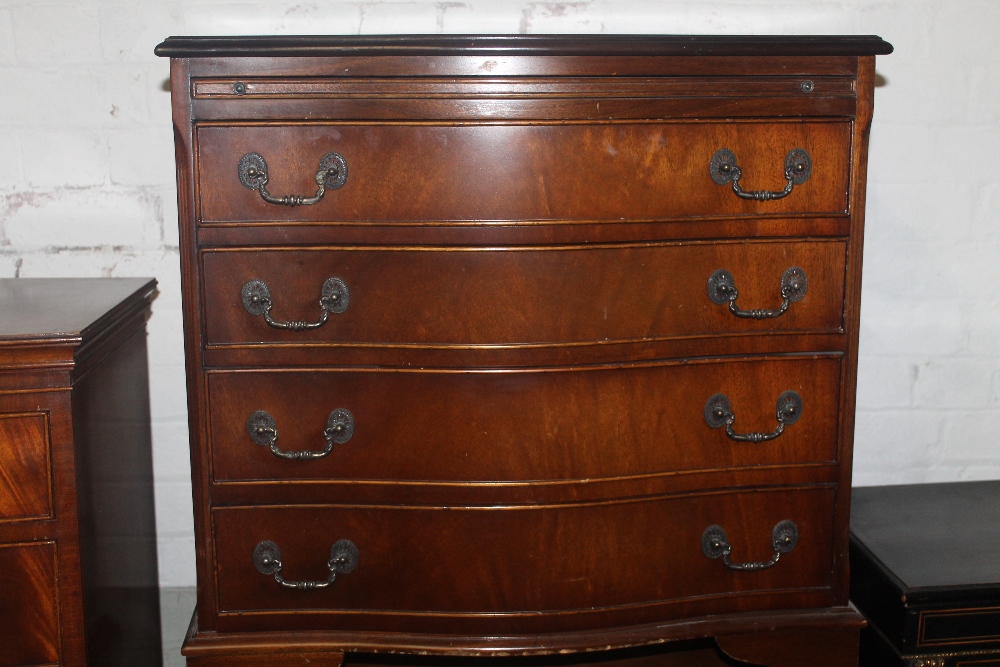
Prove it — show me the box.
[156,34,892,667]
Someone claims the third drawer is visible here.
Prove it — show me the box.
[207,355,842,484]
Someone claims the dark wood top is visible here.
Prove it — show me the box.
[154,34,892,58]
[851,481,1000,590]
[0,278,156,342]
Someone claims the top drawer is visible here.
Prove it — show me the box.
[195,121,851,225]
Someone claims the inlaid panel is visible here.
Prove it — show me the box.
[0,412,52,521]
[0,541,60,666]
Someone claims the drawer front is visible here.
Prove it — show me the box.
[196,122,850,224]
[0,412,52,522]
[208,356,841,483]
[0,541,60,666]
[202,241,846,347]
[213,486,835,630]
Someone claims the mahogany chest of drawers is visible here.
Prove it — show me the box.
[0,278,160,667]
[156,34,892,667]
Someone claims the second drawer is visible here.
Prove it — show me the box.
[207,356,841,483]
[202,240,847,348]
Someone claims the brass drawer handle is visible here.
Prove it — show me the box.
[709,147,811,201]
[241,277,349,331]
[238,151,347,206]
[704,391,802,443]
[253,539,359,590]
[247,409,354,461]
[701,520,799,572]
[707,267,807,320]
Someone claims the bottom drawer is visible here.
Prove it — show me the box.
[0,541,60,667]
[213,486,837,634]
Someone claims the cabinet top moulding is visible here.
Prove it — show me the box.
[0,278,156,343]
[0,278,157,387]
[154,34,893,58]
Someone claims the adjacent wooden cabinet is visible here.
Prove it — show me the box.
[0,278,161,667]
[156,34,892,666]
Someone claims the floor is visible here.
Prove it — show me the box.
[159,587,197,667]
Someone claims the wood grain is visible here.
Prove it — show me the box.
[161,34,890,665]
[0,413,52,521]
[212,486,837,633]
[206,356,842,484]
[0,541,60,667]
[181,605,864,657]
[188,651,345,667]
[196,122,851,224]
[0,278,159,667]
[192,75,857,100]
[0,277,154,340]
[201,241,847,348]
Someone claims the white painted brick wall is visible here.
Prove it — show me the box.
[21,129,109,188]
[0,131,21,186]
[0,10,14,65]
[1,0,997,587]
[13,5,102,64]
[6,189,160,250]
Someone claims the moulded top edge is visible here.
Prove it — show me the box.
[154,34,894,59]
[0,278,156,341]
